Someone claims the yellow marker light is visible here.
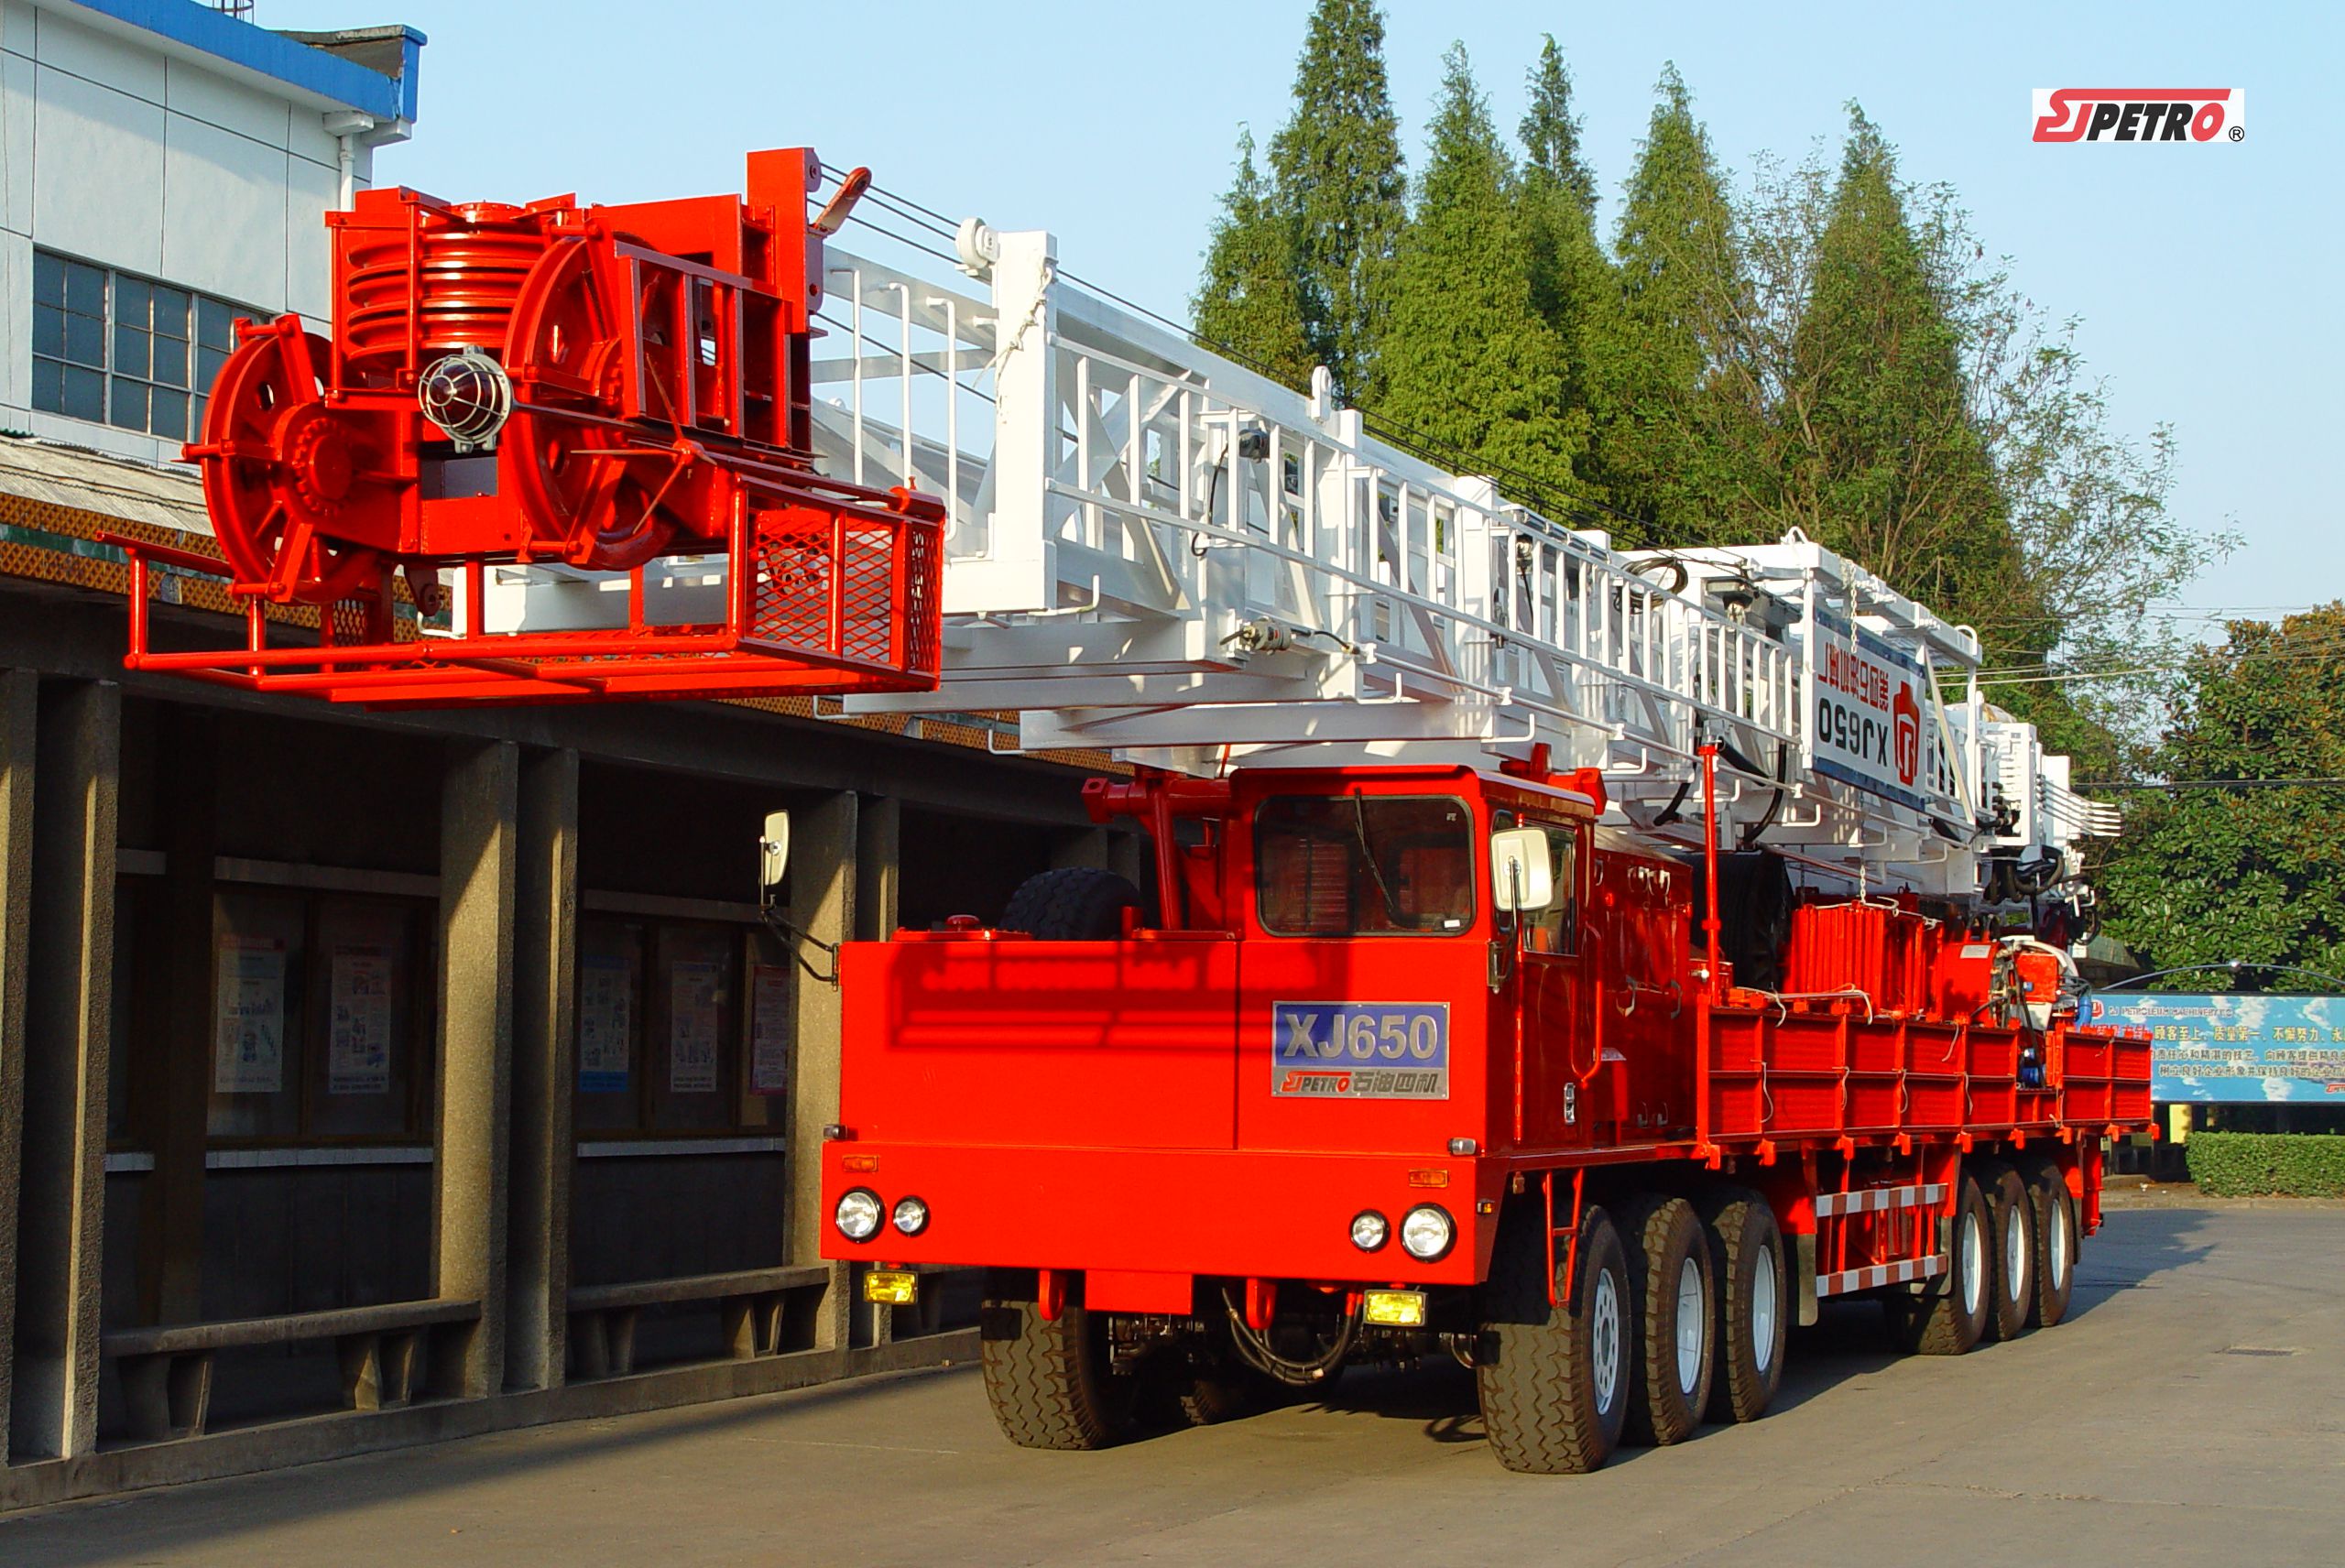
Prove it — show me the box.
[863,1269,920,1306]
[1362,1290,1427,1328]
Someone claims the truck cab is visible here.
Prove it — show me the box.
[814,766,1706,1432]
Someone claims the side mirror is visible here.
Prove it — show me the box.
[1489,827,1554,913]
[758,811,791,903]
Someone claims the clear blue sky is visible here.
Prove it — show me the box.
[267,0,2341,618]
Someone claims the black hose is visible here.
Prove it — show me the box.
[1220,1288,1356,1386]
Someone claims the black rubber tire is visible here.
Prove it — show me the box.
[1696,1184,1787,1424]
[2017,1153,2078,1330]
[1974,1158,2034,1343]
[1620,1194,1717,1445]
[978,1283,1133,1450]
[1174,1328,1265,1427]
[1476,1202,1632,1475]
[1883,1174,1992,1356]
[1000,867,1146,940]
[1177,1366,1261,1426]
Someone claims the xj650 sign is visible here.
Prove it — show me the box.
[1805,608,1958,815]
[1272,1001,1450,1099]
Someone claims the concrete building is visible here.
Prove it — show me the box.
[0,1,1121,1510]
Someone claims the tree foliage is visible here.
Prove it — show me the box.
[1582,66,1751,546]
[1678,109,2222,685]
[1515,35,1611,492]
[1380,46,1581,500]
[2097,606,2345,990]
[1193,40,2227,790]
[1266,0,1407,408]
[1192,127,1315,390]
[1779,110,2020,634]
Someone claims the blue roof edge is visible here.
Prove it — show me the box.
[59,1,422,124]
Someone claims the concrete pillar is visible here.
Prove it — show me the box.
[1107,830,1150,898]
[10,680,118,1460]
[432,740,518,1399]
[505,747,577,1392]
[784,791,855,1351]
[0,670,37,1455]
[1049,825,1111,871]
[856,794,900,942]
[137,705,214,1324]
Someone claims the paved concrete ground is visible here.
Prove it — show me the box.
[5,1204,2340,1567]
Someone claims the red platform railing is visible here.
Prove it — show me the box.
[104,493,941,707]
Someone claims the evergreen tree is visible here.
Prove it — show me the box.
[1516,34,1612,496]
[1381,45,1578,501]
[1585,65,1752,546]
[1192,127,1315,390]
[1268,0,1407,408]
[1510,35,1622,494]
[1778,107,2028,652]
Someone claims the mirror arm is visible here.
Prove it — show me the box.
[758,906,841,987]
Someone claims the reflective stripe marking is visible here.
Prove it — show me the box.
[1813,1181,1946,1218]
[1817,1254,1947,1296]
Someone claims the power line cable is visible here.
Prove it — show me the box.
[810,310,996,406]
[2078,777,2345,790]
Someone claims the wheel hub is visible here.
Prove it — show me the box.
[281,407,355,514]
[1675,1258,1707,1393]
[1752,1241,1779,1374]
[1591,1272,1620,1414]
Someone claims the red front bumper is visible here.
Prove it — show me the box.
[820,1143,1503,1298]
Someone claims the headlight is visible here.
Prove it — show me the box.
[1350,1210,1390,1252]
[834,1188,882,1242]
[1401,1203,1456,1262]
[892,1195,930,1236]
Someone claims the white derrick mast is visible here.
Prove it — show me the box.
[496,213,2120,907]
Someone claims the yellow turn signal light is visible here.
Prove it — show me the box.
[863,1269,920,1306]
[1361,1290,1427,1328]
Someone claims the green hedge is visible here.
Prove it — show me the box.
[2185,1132,2345,1197]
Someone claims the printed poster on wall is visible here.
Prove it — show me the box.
[669,960,723,1094]
[750,964,791,1095]
[327,944,394,1095]
[213,935,287,1094]
[578,951,634,1094]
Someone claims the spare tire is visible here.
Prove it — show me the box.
[1001,867,1146,940]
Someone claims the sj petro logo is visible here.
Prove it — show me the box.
[2033,89,2245,143]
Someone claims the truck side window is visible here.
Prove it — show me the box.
[1523,824,1580,956]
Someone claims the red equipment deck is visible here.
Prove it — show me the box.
[109,148,943,706]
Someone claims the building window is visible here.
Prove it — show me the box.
[575,914,789,1137]
[205,888,435,1143]
[32,249,254,442]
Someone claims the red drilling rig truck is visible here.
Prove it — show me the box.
[805,748,2145,1473]
[115,148,2149,1475]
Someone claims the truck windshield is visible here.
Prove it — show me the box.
[1254,794,1475,936]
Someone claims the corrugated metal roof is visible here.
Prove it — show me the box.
[0,435,211,536]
